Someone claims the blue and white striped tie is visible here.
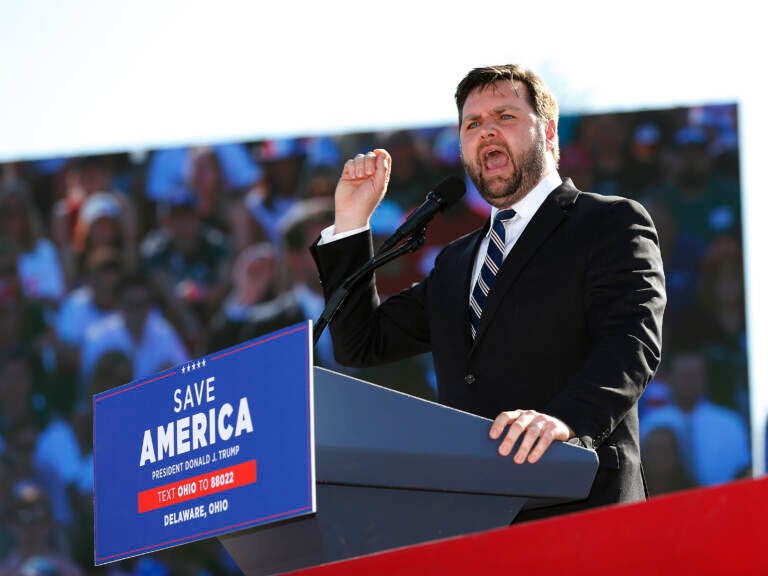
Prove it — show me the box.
[469,209,516,339]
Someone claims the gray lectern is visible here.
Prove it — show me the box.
[220,367,598,575]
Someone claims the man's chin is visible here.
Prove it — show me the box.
[478,191,512,208]
[478,180,527,209]
[480,180,513,200]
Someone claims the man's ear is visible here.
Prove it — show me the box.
[545,119,557,152]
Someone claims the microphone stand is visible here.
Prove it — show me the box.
[313,229,426,346]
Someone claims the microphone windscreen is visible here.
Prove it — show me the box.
[433,175,466,210]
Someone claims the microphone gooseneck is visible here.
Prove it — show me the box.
[375,175,466,256]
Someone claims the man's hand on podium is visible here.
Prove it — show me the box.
[490,410,575,464]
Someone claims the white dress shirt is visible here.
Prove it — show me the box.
[468,171,562,294]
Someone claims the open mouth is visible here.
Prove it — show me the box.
[482,146,509,173]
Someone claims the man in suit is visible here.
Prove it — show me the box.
[311,64,666,520]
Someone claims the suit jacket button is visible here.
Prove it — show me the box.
[464,374,476,385]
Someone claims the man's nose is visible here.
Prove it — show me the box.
[479,119,497,138]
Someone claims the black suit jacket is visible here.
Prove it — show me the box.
[311,178,666,520]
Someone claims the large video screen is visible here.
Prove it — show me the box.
[0,101,746,573]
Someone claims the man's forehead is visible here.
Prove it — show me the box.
[468,80,525,102]
[462,81,531,116]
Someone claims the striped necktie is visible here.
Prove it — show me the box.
[469,209,516,339]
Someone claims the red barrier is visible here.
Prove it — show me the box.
[288,476,768,576]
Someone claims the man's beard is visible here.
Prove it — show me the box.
[463,134,547,209]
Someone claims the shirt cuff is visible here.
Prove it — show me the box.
[318,224,370,245]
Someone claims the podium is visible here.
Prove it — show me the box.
[220,367,598,575]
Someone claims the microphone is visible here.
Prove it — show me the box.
[376,175,466,255]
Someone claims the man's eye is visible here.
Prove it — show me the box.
[501,114,514,120]
[466,121,479,129]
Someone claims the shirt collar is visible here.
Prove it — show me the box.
[486,170,562,236]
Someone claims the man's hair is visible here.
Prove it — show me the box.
[455,64,560,163]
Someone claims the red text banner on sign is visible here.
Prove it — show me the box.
[137,460,257,513]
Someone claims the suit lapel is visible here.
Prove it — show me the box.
[441,226,487,354]
[470,179,579,351]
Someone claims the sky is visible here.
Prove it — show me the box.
[0,0,765,470]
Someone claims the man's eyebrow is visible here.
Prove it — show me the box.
[462,105,524,123]
[491,104,523,114]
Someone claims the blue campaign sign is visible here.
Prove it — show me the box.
[93,321,315,565]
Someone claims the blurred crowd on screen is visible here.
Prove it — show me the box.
[0,102,751,574]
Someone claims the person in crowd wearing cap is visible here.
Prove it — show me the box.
[140,187,231,354]
[71,191,138,280]
[50,155,137,286]
[54,246,124,404]
[311,64,666,521]
[50,156,114,247]
[0,182,66,311]
[79,272,189,387]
